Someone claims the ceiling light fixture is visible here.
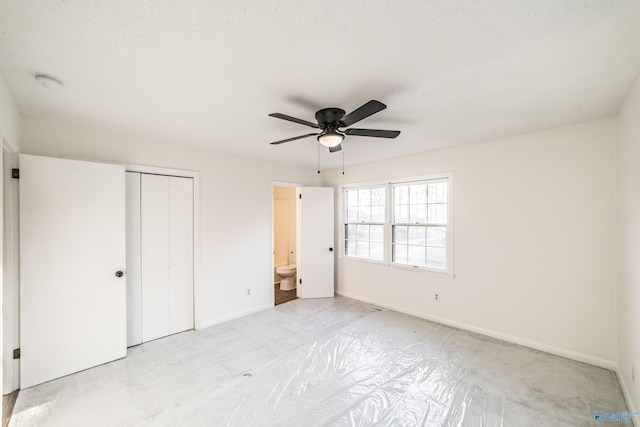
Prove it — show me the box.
[35,73,64,89]
[317,127,344,148]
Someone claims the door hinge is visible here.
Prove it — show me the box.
[13,348,20,359]
[299,194,302,199]
[11,168,19,179]
[299,278,302,284]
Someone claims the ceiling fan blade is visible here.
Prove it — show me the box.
[344,128,401,138]
[269,113,320,129]
[339,100,386,127]
[269,133,318,145]
[329,144,342,153]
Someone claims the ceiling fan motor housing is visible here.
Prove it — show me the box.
[315,108,345,127]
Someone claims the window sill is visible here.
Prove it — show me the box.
[339,257,455,280]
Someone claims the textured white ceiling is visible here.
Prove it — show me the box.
[1,1,639,169]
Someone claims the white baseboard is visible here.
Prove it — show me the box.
[197,303,272,330]
[336,290,616,371]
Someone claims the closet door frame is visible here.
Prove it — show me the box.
[125,164,201,330]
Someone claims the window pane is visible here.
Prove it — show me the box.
[428,182,447,204]
[370,225,384,242]
[408,245,426,267]
[393,225,408,244]
[371,187,385,205]
[408,226,426,245]
[393,243,408,264]
[347,190,358,207]
[415,203,427,223]
[371,205,385,222]
[356,240,369,258]
[345,224,357,240]
[395,205,409,223]
[358,188,371,206]
[409,204,418,223]
[410,184,427,204]
[394,185,409,205]
[427,247,446,270]
[370,242,384,261]
[356,224,370,240]
[345,240,356,257]
[358,206,371,222]
[426,226,446,247]
[347,207,358,222]
[428,203,447,224]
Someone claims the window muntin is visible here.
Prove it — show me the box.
[344,186,385,261]
[391,180,448,270]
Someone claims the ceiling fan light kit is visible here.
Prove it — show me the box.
[317,128,344,148]
[268,100,400,154]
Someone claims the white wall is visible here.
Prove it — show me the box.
[20,115,321,327]
[617,73,640,413]
[323,118,617,368]
[1,72,21,394]
[0,73,21,148]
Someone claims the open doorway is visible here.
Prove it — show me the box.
[273,184,298,305]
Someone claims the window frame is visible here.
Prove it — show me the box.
[340,173,454,278]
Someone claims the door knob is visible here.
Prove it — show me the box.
[115,271,124,278]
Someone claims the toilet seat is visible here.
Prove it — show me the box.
[276,264,296,274]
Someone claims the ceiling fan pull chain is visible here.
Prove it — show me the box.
[342,147,345,175]
[317,142,320,174]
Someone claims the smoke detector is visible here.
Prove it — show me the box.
[35,73,64,89]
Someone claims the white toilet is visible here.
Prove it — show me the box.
[276,264,297,291]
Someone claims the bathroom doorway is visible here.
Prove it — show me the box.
[273,184,298,305]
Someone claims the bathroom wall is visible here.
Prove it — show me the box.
[274,186,297,272]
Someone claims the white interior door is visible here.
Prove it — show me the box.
[297,187,334,299]
[19,154,127,388]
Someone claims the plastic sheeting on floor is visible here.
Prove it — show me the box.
[10,297,628,426]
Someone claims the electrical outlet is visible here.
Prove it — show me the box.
[246,288,251,296]
[434,293,440,302]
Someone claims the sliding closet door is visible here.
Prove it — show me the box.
[168,176,194,334]
[126,172,143,347]
[140,173,194,343]
[141,174,171,341]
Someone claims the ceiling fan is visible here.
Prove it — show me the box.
[268,100,400,152]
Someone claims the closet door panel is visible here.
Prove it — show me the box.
[126,172,143,347]
[168,177,194,334]
[141,174,170,342]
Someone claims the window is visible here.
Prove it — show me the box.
[391,180,448,270]
[344,186,385,261]
[342,174,452,275]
